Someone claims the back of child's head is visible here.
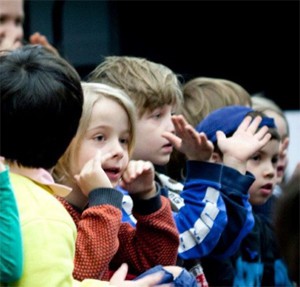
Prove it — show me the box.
[0,45,83,169]
[182,77,252,128]
[196,105,280,154]
[87,56,183,117]
[53,82,136,185]
[251,94,289,137]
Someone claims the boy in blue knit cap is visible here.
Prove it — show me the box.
[196,105,293,287]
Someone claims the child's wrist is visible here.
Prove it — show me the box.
[223,155,246,174]
[133,183,157,200]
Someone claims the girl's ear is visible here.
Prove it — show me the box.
[211,151,222,163]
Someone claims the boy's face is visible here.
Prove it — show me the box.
[132,104,175,166]
[74,98,130,187]
[0,0,24,50]
[247,139,280,205]
[264,110,289,184]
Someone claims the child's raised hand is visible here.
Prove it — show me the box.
[163,114,213,161]
[216,115,271,173]
[74,151,112,197]
[119,160,156,200]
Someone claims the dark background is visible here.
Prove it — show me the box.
[24,0,299,110]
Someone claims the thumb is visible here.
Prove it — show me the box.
[216,130,226,142]
[109,263,128,284]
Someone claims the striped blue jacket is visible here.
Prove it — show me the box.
[118,161,255,260]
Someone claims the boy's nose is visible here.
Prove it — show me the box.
[264,162,276,179]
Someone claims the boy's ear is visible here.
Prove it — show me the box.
[211,152,222,163]
[281,136,289,151]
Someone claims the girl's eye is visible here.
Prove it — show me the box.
[95,135,104,142]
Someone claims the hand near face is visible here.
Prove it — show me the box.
[217,115,272,173]
[163,114,214,161]
[119,160,156,200]
[74,151,113,197]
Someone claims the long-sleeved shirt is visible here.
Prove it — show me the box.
[201,212,293,287]
[121,161,255,260]
[6,167,122,287]
[0,168,23,283]
[57,186,179,281]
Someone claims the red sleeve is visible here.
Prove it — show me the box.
[111,196,179,276]
[57,197,122,281]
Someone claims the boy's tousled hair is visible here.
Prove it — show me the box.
[87,56,183,117]
[182,77,252,128]
[0,45,83,169]
[53,82,136,186]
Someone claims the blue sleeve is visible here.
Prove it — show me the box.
[209,167,255,259]
[172,161,228,260]
[0,168,23,283]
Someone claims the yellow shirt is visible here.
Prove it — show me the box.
[7,172,114,287]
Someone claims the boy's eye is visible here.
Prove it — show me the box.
[251,154,261,161]
[120,138,129,145]
[152,112,161,119]
[272,156,279,165]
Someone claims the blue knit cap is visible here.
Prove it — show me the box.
[195,105,276,143]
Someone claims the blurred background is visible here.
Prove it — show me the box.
[24,0,299,111]
[24,0,299,178]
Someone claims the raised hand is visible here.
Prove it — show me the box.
[29,32,59,56]
[216,115,271,173]
[163,114,213,161]
[119,160,156,200]
[74,151,113,197]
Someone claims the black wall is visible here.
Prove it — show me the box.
[25,0,299,110]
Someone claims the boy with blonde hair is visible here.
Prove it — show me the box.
[88,56,270,278]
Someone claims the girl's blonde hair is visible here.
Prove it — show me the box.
[53,82,136,186]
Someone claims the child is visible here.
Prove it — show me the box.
[53,82,189,283]
[0,45,170,287]
[251,95,291,223]
[88,57,269,271]
[0,161,23,283]
[196,105,293,286]
[167,76,252,181]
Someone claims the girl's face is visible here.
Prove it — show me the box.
[132,105,175,166]
[75,97,130,187]
[247,139,280,205]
